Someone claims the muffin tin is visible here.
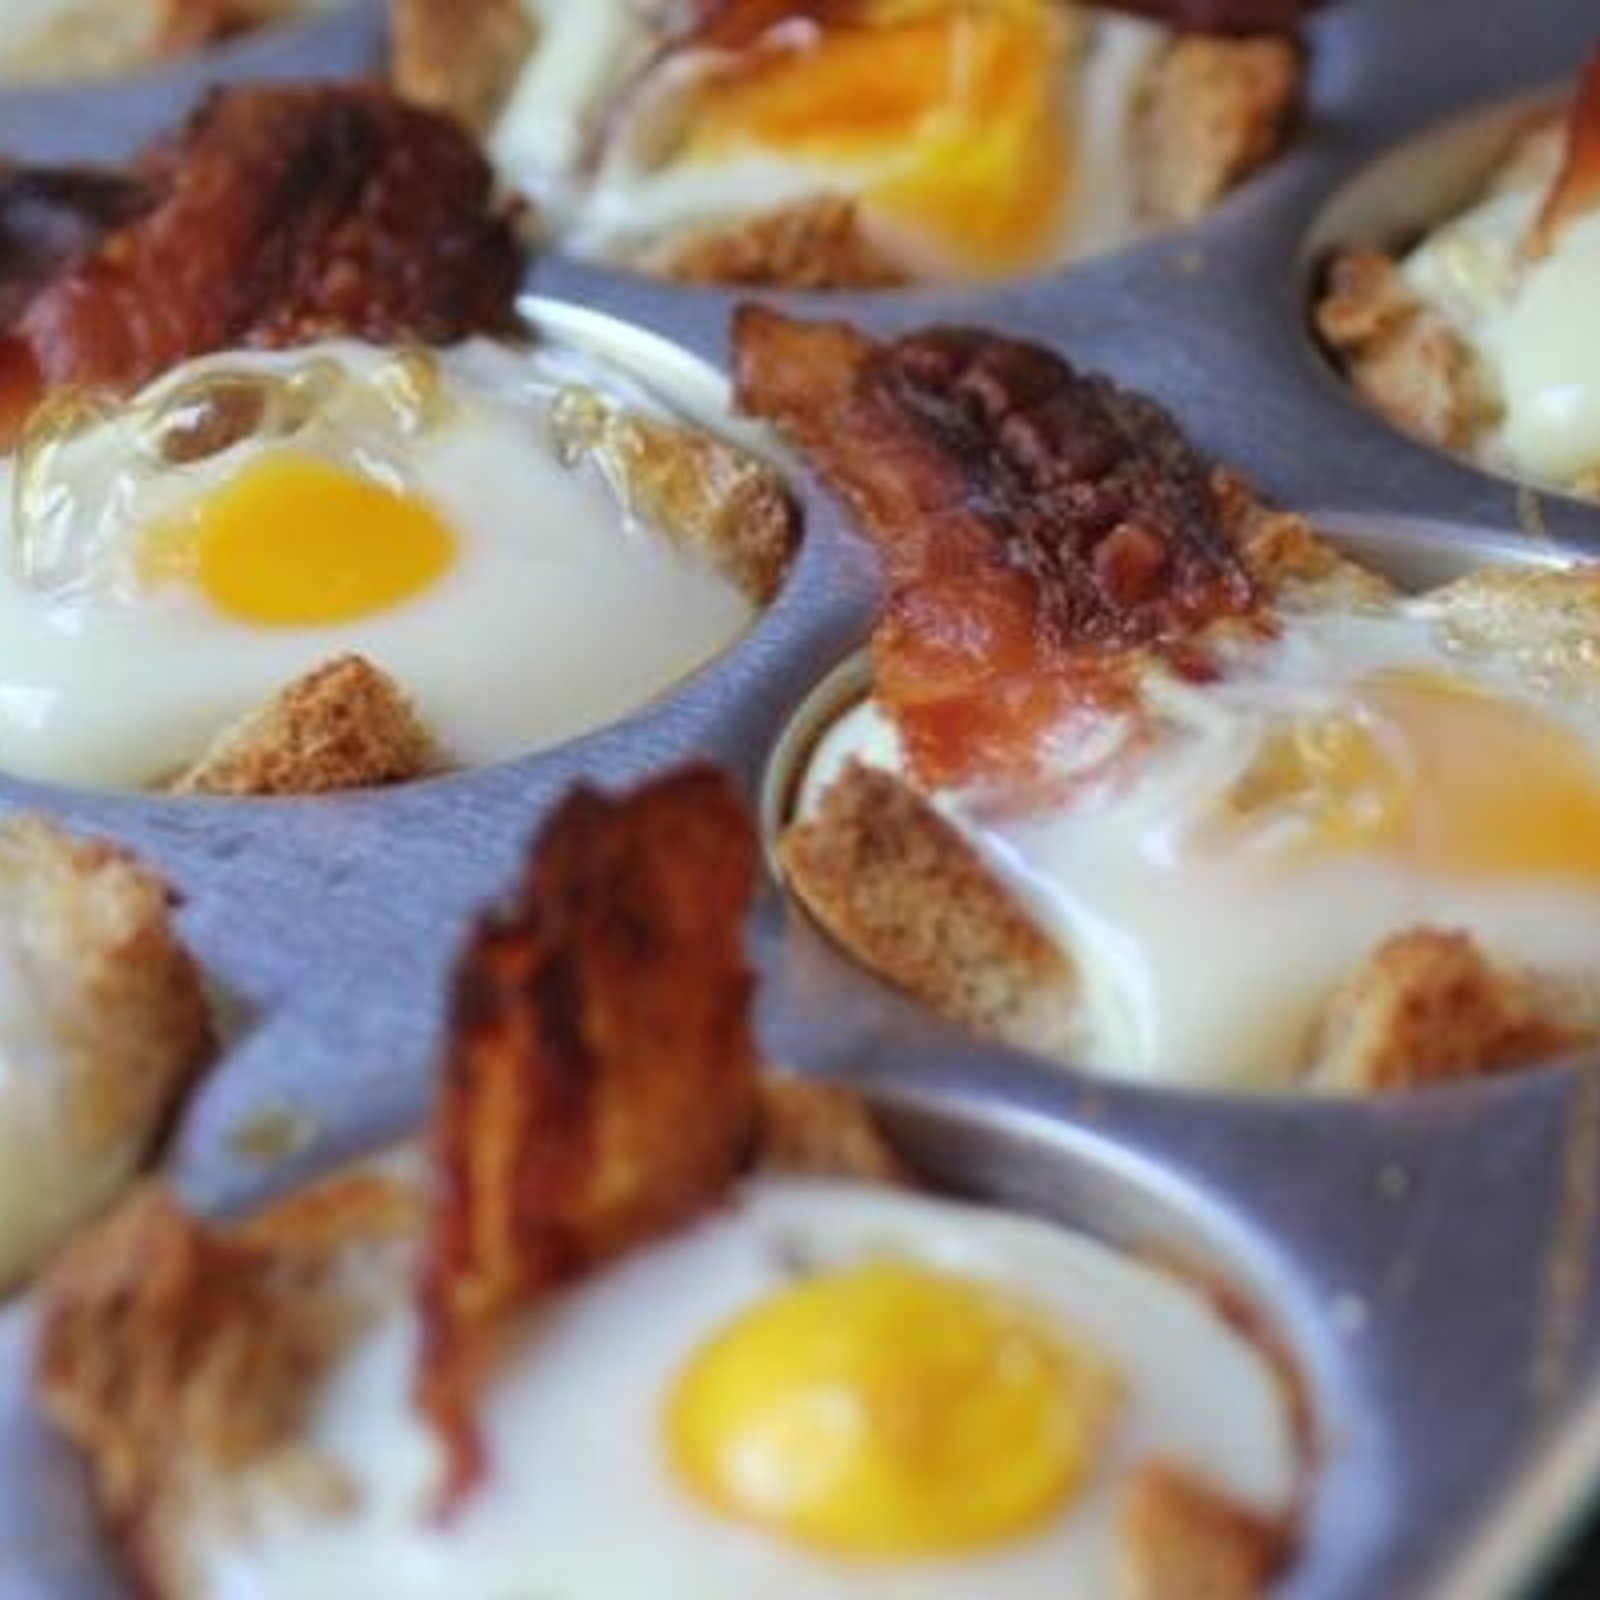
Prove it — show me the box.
[1,1,1600,1596]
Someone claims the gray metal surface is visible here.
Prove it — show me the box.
[0,2,1599,1597]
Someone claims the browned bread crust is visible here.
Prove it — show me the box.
[172,655,439,797]
[1136,34,1301,226]
[0,84,525,445]
[390,0,536,134]
[1115,1459,1292,1600]
[1309,929,1587,1093]
[781,761,1078,1056]
[0,819,213,1293]
[651,194,910,292]
[1314,248,1487,453]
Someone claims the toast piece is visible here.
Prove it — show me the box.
[1116,1460,1291,1600]
[1314,248,1488,452]
[649,195,910,292]
[781,762,1079,1058]
[1135,34,1301,225]
[1308,929,1590,1094]
[0,819,213,1293]
[172,655,439,798]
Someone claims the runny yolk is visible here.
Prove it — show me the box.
[1229,668,1600,881]
[665,1260,1122,1558]
[681,0,1075,278]
[140,453,456,627]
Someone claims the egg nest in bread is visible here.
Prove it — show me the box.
[392,0,1305,288]
[36,765,1308,1600]
[736,307,1600,1094]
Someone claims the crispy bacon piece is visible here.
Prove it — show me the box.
[0,84,524,441]
[733,305,1259,787]
[415,764,761,1505]
[1529,48,1600,258]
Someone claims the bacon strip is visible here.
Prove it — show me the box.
[733,305,1258,788]
[1528,48,1600,259]
[0,84,524,441]
[415,764,761,1506]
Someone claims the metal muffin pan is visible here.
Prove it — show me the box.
[1,0,1599,1596]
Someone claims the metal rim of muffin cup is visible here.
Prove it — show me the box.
[1,6,1600,1600]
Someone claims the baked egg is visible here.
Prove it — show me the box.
[493,0,1167,282]
[182,1176,1298,1596]
[802,588,1600,1089]
[0,336,771,788]
[1400,149,1600,492]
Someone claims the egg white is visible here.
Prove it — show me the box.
[1400,132,1600,489]
[803,600,1600,1089]
[186,1178,1297,1599]
[0,338,756,789]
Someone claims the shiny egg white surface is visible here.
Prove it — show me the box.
[0,338,757,789]
[185,1177,1298,1598]
[804,592,1600,1089]
[1400,125,1600,491]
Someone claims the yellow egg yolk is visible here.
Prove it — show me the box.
[1228,668,1600,880]
[681,0,1076,278]
[666,1260,1122,1558]
[140,453,456,627]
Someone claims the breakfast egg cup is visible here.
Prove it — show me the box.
[391,0,1307,291]
[1313,48,1600,505]
[3,3,1600,1599]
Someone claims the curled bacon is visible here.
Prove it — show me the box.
[0,84,524,441]
[415,764,761,1506]
[733,305,1258,788]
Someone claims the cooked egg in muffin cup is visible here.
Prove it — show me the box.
[146,1173,1301,1597]
[0,317,796,791]
[783,567,1600,1094]
[1317,50,1600,500]
[394,0,1304,288]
